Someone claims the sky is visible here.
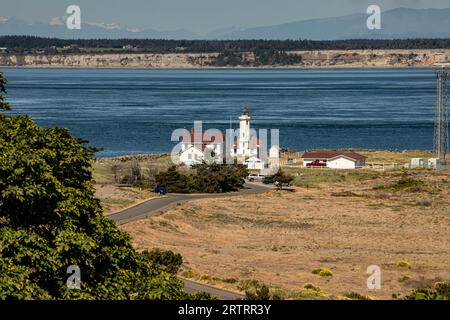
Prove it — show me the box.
[1,0,450,34]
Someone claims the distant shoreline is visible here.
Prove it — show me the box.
[0,65,435,69]
[93,149,435,161]
[1,49,449,68]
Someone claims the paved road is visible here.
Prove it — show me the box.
[182,279,244,300]
[109,182,271,225]
[109,182,272,299]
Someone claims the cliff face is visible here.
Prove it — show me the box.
[0,53,217,68]
[1,49,449,68]
[296,49,450,67]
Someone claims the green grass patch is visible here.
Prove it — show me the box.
[289,169,379,188]
[374,176,424,192]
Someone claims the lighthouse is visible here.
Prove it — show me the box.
[178,106,278,170]
[238,106,251,157]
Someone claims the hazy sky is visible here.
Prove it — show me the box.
[2,0,450,33]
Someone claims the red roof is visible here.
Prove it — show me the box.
[183,128,260,147]
[182,128,224,144]
[301,150,367,161]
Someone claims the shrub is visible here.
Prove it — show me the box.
[272,169,294,188]
[182,269,196,278]
[303,283,321,291]
[223,278,238,284]
[199,274,212,281]
[397,260,411,268]
[156,163,248,193]
[155,166,191,193]
[406,281,450,300]
[120,160,145,186]
[331,191,360,197]
[312,268,333,277]
[238,279,261,291]
[344,292,371,300]
[245,283,281,300]
[398,275,412,282]
[187,292,219,300]
[375,174,424,192]
[271,286,327,299]
[301,284,325,297]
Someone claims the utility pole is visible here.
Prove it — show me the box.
[434,66,449,159]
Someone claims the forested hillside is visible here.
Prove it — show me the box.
[1,36,450,54]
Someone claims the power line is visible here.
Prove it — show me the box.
[434,67,449,159]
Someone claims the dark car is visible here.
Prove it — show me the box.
[154,187,167,195]
[262,176,274,184]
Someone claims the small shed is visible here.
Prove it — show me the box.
[428,158,441,168]
[411,158,426,167]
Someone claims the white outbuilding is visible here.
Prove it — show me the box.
[302,150,367,169]
[244,156,265,170]
[178,145,206,166]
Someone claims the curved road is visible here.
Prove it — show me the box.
[109,182,271,225]
[109,182,272,299]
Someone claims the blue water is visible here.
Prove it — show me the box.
[1,68,443,157]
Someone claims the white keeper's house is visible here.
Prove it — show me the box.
[179,107,279,170]
[301,150,367,169]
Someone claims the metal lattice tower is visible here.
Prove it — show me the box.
[434,67,449,159]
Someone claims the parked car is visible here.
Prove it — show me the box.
[306,160,327,167]
[247,173,266,182]
[262,176,274,184]
[154,187,167,195]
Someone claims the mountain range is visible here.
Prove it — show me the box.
[1,8,450,40]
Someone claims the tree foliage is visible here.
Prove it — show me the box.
[154,166,192,193]
[212,49,301,66]
[155,163,248,193]
[272,169,294,188]
[142,249,183,274]
[0,72,188,300]
[0,72,10,111]
[3,36,450,54]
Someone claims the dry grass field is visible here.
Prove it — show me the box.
[121,168,450,299]
[94,184,157,215]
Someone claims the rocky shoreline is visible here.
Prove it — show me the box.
[1,49,449,68]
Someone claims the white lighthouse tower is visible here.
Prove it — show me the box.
[238,106,251,157]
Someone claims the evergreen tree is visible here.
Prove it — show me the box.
[155,165,190,193]
[0,72,188,299]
